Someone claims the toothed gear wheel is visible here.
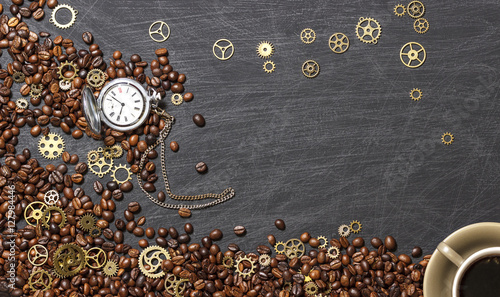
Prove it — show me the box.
[171,93,183,106]
[24,202,49,227]
[441,132,454,145]
[88,156,114,178]
[304,282,319,295]
[317,235,328,249]
[53,244,86,278]
[263,60,276,74]
[222,256,234,268]
[174,279,189,297]
[414,18,429,34]
[410,88,423,101]
[407,1,425,19]
[87,150,100,163]
[103,145,123,158]
[327,246,340,260]
[43,190,60,206]
[12,71,25,83]
[258,254,271,267]
[139,246,171,278]
[323,283,333,294]
[57,61,79,82]
[111,164,132,185]
[349,220,362,234]
[300,28,316,44]
[16,98,28,110]
[257,41,275,59]
[302,60,320,78]
[30,84,43,98]
[41,206,67,229]
[28,269,52,292]
[85,247,107,269]
[274,241,286,254]
[235,255,256,278]
[103,260,118,277]
[328,33,350,54]
[28,245,49,267]
[59,80,71,91]
[79,213,96,232]
[283,282,292,292]
[86,69,106,88]
[49,4,78,29]
[356,17,382,44]
[394,4,406,17]
[285,238,305,259]
[38,133,65,160]
[89,227,102,238]
[338,224,351,237]
[164,274,180,294]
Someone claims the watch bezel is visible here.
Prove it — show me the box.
[82,85,103,135]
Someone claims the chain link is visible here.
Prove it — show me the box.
[137,107,235,210]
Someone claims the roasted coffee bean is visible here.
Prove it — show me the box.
[195,161,207,173]
[184,92,194,102]
[193,114,205,127]
[170,141,179,152]
[178,207,191,218]
[75,162,87,174]
[120,181,133,192]
[93,180,103,194]
[209,229,223,240]
[412,246,422,258]
[371,237,383,248]
[384,236,397,251]
[184,223,193,234]
[128,201,141,213]
[82,31,93,44]
[233,225,246,236]
[274,219,286,230]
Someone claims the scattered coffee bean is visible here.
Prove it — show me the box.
[195,161,207,173]
[233,225,246,236]
[178,207,191,218]
[193,114,205,127]
[275,219,286,230]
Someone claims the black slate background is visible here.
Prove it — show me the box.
[7,0,500,257]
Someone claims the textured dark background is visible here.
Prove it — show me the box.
[7,0,500,257]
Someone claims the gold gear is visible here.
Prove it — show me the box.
[300,28,316,44]
[274,241,286,254]
[103,260,118,277]
[111,164,132,185]
[235,255,256,278]
[304,282,319,295]
[258,254,271,267]
[285,238,305,259]
[89,226,102,238]
[400,42,426,68]
[41,206,67,229]
[263,60,276,74]
[87,150,100,163]
[338,224,351,237]
[38,133,65,160]
[257,41,275,59]
[57,61,79,82]
[49,4,78,29]
[85,247,107,269]
[213,39,235,61]
[349,220,362,234]
[12,71,25,83]
[103,145,123,159]
[327,246,340,260]
[53,244,86,278]
[28,269,52,292]
[86,69,106,88]
[410,88,423,101]
[323,283,332,295]
[414,18,429,34]
[222,255,234,268]
[171,93,183,106]
[28,245,49,266]
[30,83,43,98]
[407,1,425,19]
[317,235,328,249]
[356,17,382,44]
[59,80,71,91]
[164,274,179,294]
[24,202,49,227]
[304,274,312,283]
[43,189,59,206]
[79,213,96,232]
[88,154,114,178]
[15,98,28,110]
[174,279,189,297]
[328,33,350,54]
[139,245,171,278]
[441,132,454,145]
[283,282,292,292]
[302,60,320,78]
[394,4,406,17]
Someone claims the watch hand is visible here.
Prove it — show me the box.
[110,96,122,104]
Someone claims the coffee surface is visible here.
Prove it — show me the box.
[460,257,500,297]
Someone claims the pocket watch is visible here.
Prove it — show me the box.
[82,78,161,134]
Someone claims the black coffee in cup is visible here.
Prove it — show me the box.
[460,256,500,297]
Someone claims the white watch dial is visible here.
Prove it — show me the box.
[101,84,145,126]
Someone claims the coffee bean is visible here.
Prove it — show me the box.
[184,223,193,234]
[233,225,246,236]
[137,216,146,226]
[411,246,422,257]
[62,151,70,163]
[170,141,179,152]
[75,162,87,174]
[371,237,383,248]
[274,219,286,230]
[384,236,397,251]
[133,227,144,237]
[267,234,276,246]
[352,237,364,247]
[120,181,133,192]
[82,31,93,44]
[178,207,191,218]
[93,181,103,194]
[193,114,205,127]
[184,92,194,102]
[128,201,141,213]
[195,162,207,173]
[209,229,223,240]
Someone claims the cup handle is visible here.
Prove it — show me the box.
[437,242,464,267]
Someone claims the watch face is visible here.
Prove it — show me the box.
[101,82,146,128]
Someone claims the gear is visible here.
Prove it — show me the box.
[283,282,292,292]
[171,93,183,106]
[400,42,426,68]
[338,224,351,237]
[85,247,107,269]
[165,274,181,294]
[59,80,71,91]
[349,220,362,234]
[28,245,49,266]
[103,144,123,159]
[410,88,423,101]
[317,235,328,249]
[407,1,425,19]
[441,132,454,145]
[256,41,275,59]
[89,226,102,238]
[285,238,305,259]
[28,269,52,292]
[414,18,429,34]
[302,60,320,78]
[41,206,67,229]
[24,202,49,227]
[53,244,86,278]
[88,150,114,178]
[30,83,43,98]
[274,241,286,254]
[323,282,332,295]
[57,61,79,82]
[38,133,65,160]
[235,255,256,278]
[328,33,350,54]
[111,164,132,185]
[356,17,382,44]
[43,190,60,206]
[15,98,28,110]
[86,69,106,88]
[258,254,271,267]
[222,255,234,268]
[304,282,319,295]
[12,71,25,83]
[49,4,78,29]
[327,246,340,260]
[103,260,118,277]
[139,245,171,278]
[174,279,189,297]
[300,28,316,44]
[80,213,96,232]
[394,4,406,17]
[263,60,276,74]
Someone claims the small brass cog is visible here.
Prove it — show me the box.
[79,213,96,232]
[235,255,256,278]
[222,255,234,268]
[28,245,49,266]
[338,224,351,237]
[139,245,171,279]
[12,71,25,83]
[258,254,271,267]
[356,17,382,44]
[43,189,60,206]
[49,4,78,29]
[53,244,86,278]
[41,206,67,229]
[38,133,65,160]
[103,145,123,159]
[349,220,362,234]
[57,61,79,82]
[328,33,350,54]
[327,246,340,260]
[283,282,292,292]
[407,1,425,19]
[323,282,333,295]
[300,28,316,44]
[257,41,275,59]
[85,247,107,269]
[302,60,320,78]
[174,279,189,297]
[410,88,423,101]
[111,164,132,185]
[88,155,114,178]
[171,93,183,106]
[317,235,328,249]
[414,18,429,34]
[28,269,52,292]
[285,238,305,259]
[164,274,180,294]
[86,69,106,88]
[15,98,29,110]
[87,150,100,163]
[89,226,102,238]
[304,282,319,295]
[263,61,276,74]
[274,241,286,254]
[394,4,406,17]
[24,202,49,227]
[30,83,43,98]
[441,132,454,145]
[59,80,71,91]
[103,260,118,277]
[400,42,426,68]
